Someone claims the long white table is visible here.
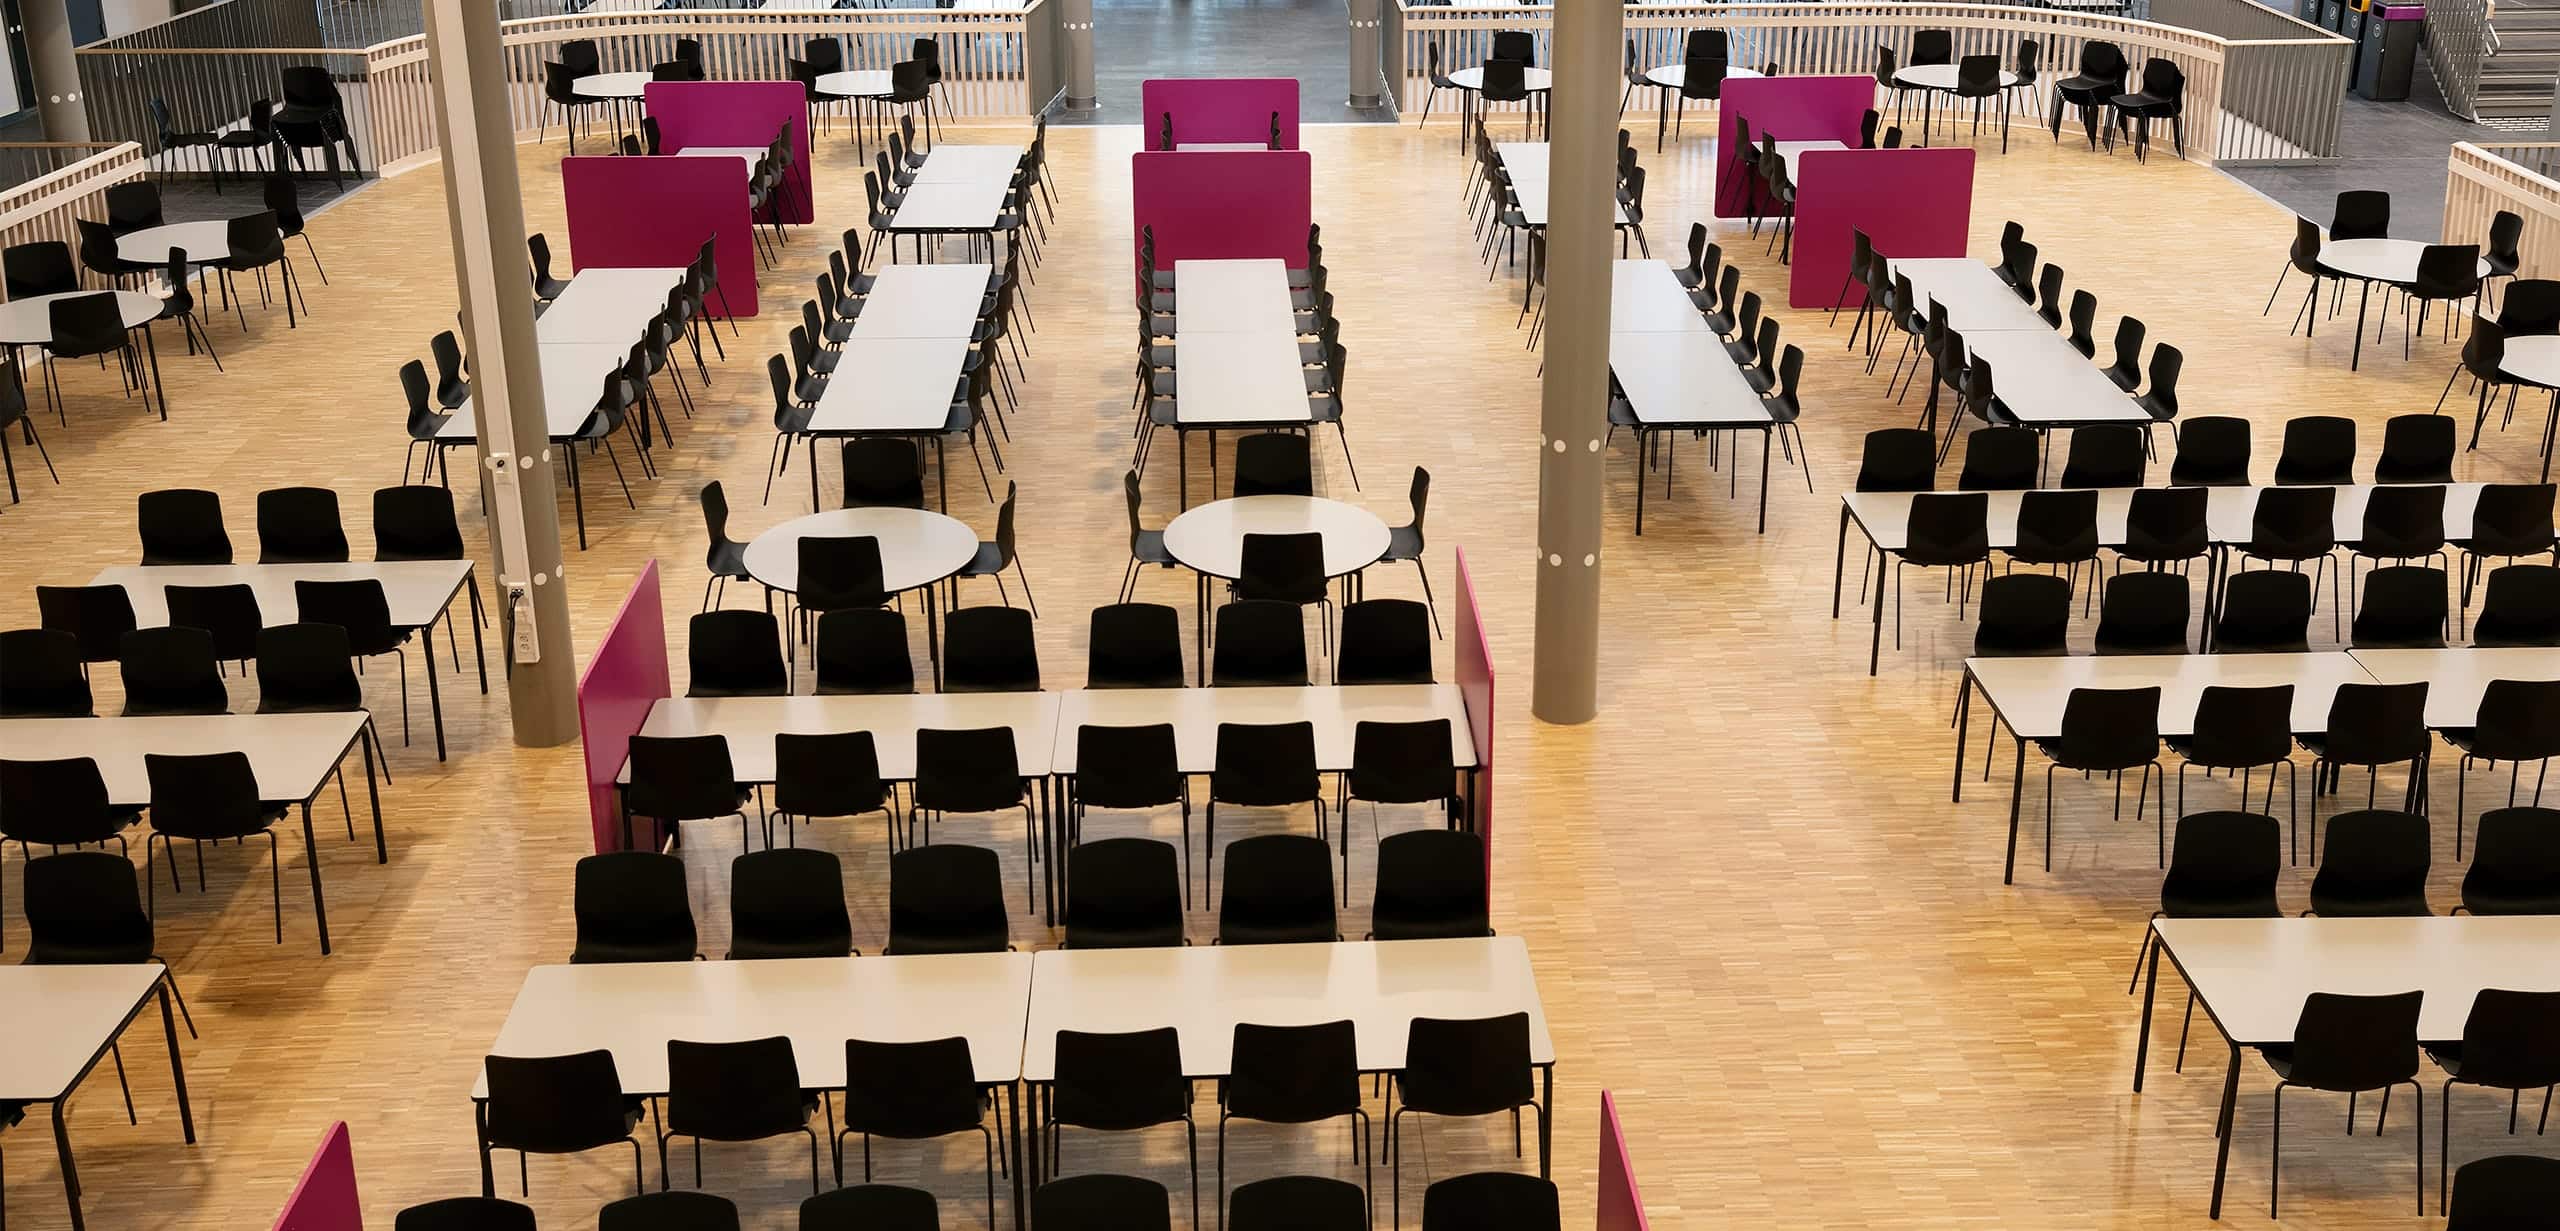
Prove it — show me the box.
[883,144,1020,249]
[1164,259,1313,507]
[538,266,686,344]
[801,263,990,511]
[0,713,376,951]
[2347,645,2560,728]
[1491,142,1628,228]
[1887,257,2048,334]
[849,263,990,340]
[436,339,635,550]
[1610,259,1708,334]
[2138,915,2560,1218]
[0,965,194,1231]
[1173,259,1299,336]
[1607,268,1781,534]
[88,558,483,760]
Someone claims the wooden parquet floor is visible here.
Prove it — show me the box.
[0,110,2543,1229]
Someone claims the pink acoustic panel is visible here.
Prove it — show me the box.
[1716,74,1877,217]
[1453,545,1494,898]
[1787,146,1974,310]
[1130,150,1312,297]
[562,155,760,317]
[645,80,813,224]
[578,560,672,853]
[271,1122,361,1231]
[1140,77,1301,149]
[1597,1092,1651,1231]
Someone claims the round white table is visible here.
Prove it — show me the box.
[816,69,896,99]
[0,289,170,431]
[1163,494,1390,685]
[572,71,652,100]
[1642,62,1763,150]
[1891,63,2023,150]
[2316,238,2495,372]
[116,219,236,267]
[2495,333,2560,481]
[745,506,980,681]
[1449,64,1553,139]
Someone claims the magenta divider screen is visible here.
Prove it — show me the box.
[578,560,671,852]
[645,80,813,224]
[1787,146,1974,309]
[1140,77,1301,148]
[271,1122,361,1231]
[1716,74,1876,217]
[1130,149,1312,296]
[562,154,761,317]
[1597,1092,1651,1231]
[1453,545,1494,900]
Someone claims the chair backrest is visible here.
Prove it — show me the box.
[45,292,130,359]
[21,850,154,964]
[1420,1172,1561,1231]
[1973,573,2072,656]
[1227,1019,1360,1123]
[2331,189,2390,240]
[2447,1155,2560,1230]
[480,1049,633,1154]
[728,847,853,959]
[1087,602,1185,688]
[571,851,697,964]
[624,733,743,825]
[372,484,466,561]
[2139,56,2183,99]
[1911,27,1952,65]
[600,1193,741,1231]
[2211,569,2311,653]
[665,1035,806,1139]
[1336,599,1435,684]
[2079,40,2126,81]
[799,1186,940,1231]
[2159,811,2282,919]
[2245,484,2337,555]
[256,486,349,563]
[686,610,789,697]
[2348,565,2448,649]
[2474,564,2560,647]
[2320,680,2431,767]
[3,240,76,298]
[1050,1028,1187,1130]
[1232,433,1313,497]
[1064,837,1185,949]
[2056,686,2162,766]
[1901,492,1989,566]
[2094,572,2189,655]
[797,536,889,612]
[394,1198,538,1231]
[2309,809,2433,917]
[1479,57,1528,102]
[913,726,1026,814]
[1212,600,1310,687]
[1032,1175,1173,1231]
[1400,1013,1535,1114]
[2284,990,2423,1092]
[1955,426,2038,491]
[2474,679,2560,762]
[0,629,93,717]
[1218,833,1336,944]
[773,730,888,822]
[1372,829,1490,940]
[2057,423,2145,488]
[143,750,272,840]
[2468,483,2559,555]
[840,1036,980,1142]
[2168,415,2249,485]
[2373,412,2456,483]
[1235,532,1328,606]
[887,843,1011,955]
[162,581,262,661]
[1855,428,1936,492]
[2415,243,2482,298]
[1232,1177,1368,1231]
[2464,807,2560,915]
[37,584,138,664]
[253,623,361,713]
[2497,278,2560,335]
[942,605,1041,693]
[813,607,915,696]
[137,488,232,565]
[1490,30,1536,65]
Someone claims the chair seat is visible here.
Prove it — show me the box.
[1302,368,1334,394]
[1608,398,1640,429]
[1287,268,1315,290]
[2257,1044,2297,1078]
[1150,271,1178,292]
[1133,528,1176,567]
[962,541,1005,576]
[2032,739,2151,772]
[2112,93,2176,116]
[710,543,749,581]
[2424,1042,2463,1075]
[944,402,976,436]
[1384,525,1422,562]
[1310,396,1343,425]
[217,132,273,149]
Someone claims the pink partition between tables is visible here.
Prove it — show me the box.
[1140,77,1301,149]
[1453,545,1495,898]
[645,80,813,224]
[578,560,672,853]
[1715,74,1876,217]
[271,1122,361,1231]
[1130,149,1313,296]
[1787,146,1974,310]
[1597,1091,1650,1231]
[562,154,761,317]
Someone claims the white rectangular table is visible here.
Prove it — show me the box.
[910,144,1025,185]
[1887,257,2050,334]
[1610,259,1708,333]
[1956,327,2151,427]
[0,713,376,950]
[88,559,483,760]
[438,339,634,549]
[2347,645,2560,729]
[1774,139,1847,184]
[1607,330,1778,533]
[673,144,766,171]
[539,267,686,344]
[850,263,991,341]
[886,182,1009,237]
[1051,685,1477,775]
[2137,915,2560,1218]
[798,336,971,509]
[1492,143,1630,227]
[0,964,194,1231]
[1172,259,1300,336]
[1165,328,1315,506]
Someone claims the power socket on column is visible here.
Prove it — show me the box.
[508,585,540,664]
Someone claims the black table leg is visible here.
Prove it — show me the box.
[567,443,588,551]
[1006,1082,1026,1231]
[157,980,194,1142]
[467,589,489,693]
[810,435,823,513]
[361,731,385,864]
[300,803,331,955]
[2,423,17,503]
[1634,430,1647,535]
[143,322,166,420]
[2209,1043,2242,1218]
[1953,668,1972,803]
[2002,737,2027,884]
[1537,1063,1553,1177]
[54,1100,85,1231]
[1757,429,1771,533]
[1196,571,1209,685]
[1832,505,1851,618]
[2134,929,2160,1092]
[2350,280,2371,371]
[423,618,447,761]
[1178,427,1190,509]
[925,583,942,689]
[1869,546,1887,675]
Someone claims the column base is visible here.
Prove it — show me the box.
[1349,94,1382,108]
[1066,96,1099,112]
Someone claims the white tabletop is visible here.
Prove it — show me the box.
[1448,65,1554,92]
[0,289,162,345]
[1492,142,1628,227]
[1845,484,2499,552]
[1893,63,2021,90]
[572,71,652,100]
[1888,258,2049,334]
[805,337,972,434]
[1609,331,1773,428]
[1022,938,1552,1081]
[91,559,472,631]
[1955,328,2152,426]
[816,69,895,100]
[673,145,768,171]
[0,965,166,1100]
[474,955,1033,1098]
[2498,331,2560,387]
[0,712,368,806]
[887,181,1008,232]
[1052,685,1477,773]
[1775,139,1848,184]
[440,341,629,441]
[539,266,685,345]
[622,692,1061,782]
[115,218,235,267]
[2347,646,2560,729]
[1173,259,1299,336]
[1964,651,2372,740]
[740,506,978,594]
[1611,260,1707,334]
[2153,916,2560,1045]
[1162,495,1389,579]
[1642,62,1764,89]
[910,144,1027,185]
[2316,237,2488,284]
[1168,331,1317,426]
[849,264,990,341]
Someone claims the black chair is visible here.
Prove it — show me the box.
[1087,602,1185,688]
[143,751,292,941]
[772,730,896,854]
[1070,720,1190,890]
[1218,834,1337,945]
[74,218,145,288]
[800,1185,940,1231]
[132,489,229,567]
[2093,571,2190,655]
[541,61,610,153]
[2168,416,2251,486]
[1419,1172,1560,1231]
[2006,488,2100,594]
[2128,811,2280,1002]
[2112,487,2211,586]
[1,240,74,299]
[2473,565,2560,646]
[887,844,1010,955]
[913,728,1036,910]
[1219,1021,1368,1217]
[942,605,1040,693]
[1045,1031,1196,1227]
[954,481,1037,616]
[147,99,219,180]
[2374,413,2456,483]
[687,484,751,614]
[841,439,926,511]
[623,734,754,852]
[19,851,198,1045]
[661,1036,824,1193]
[2255,990,2425,1217]
[2403,244,2483,360]
[394,1197,537,1231]
[1954,427,2037,491]
[2298,681,2431,839]
[813,608,915,696]
[2332,189,2391,240]
[1347,717,1461,856]
[2211,570,2312,653]
[2107,57,2186,162]
[2166,685,2295,857]
[2461,807,2560,914]
[0,629,93,716]
[2348,484,2448,604]
[728,847,853,959]
[477,1050,647,1198]
[1884,494,1991,656]
[2050,40,2127,149]
[39,292,150,424]
[158,589,254,690]
[2103,314,2147,392]
[2447,680,2560,856]
[36,584,139,666]
[117,626,227,716]
[1389,1014,1541,1226]
[2055,424,2145,488]
[2033,687,2164,872]
[1231,433,1314,498]
[687,610,788,698]
[2447,1154,2560,1229]
[1372,829,1490,940]
[2452,484,2558,611]
[601,1192,740,1231]
[1034,1174,1173,1231]
[1973,573,2072,658]
[1207,714,1326,891]
[1212,601,1311,687]
[2234,486,2341,639]
[2307,810,2431,917]
[1335,599,1434,685]
[2272,415,2357,486]
[256,486,349,563]
[571,851,697,964]
[838,1037,997,1224]
[1064,837,1185,949]
[2349,565,2449,649]
[1231,1175,1366,1231]
[219,209,305,329]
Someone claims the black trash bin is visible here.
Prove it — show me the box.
[2356,4,2425,101]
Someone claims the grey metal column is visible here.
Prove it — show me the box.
[1063,0,1097,112]
[1348,0,1383,109]
[1530,0,1621,725]
[424,0,579,746]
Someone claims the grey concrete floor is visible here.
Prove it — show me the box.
[1052,0,1393,125]
[2219,63,2508,237]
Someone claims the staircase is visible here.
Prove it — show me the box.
[2475,0,2560,122]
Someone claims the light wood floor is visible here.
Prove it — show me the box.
[0,107,2541,1229]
